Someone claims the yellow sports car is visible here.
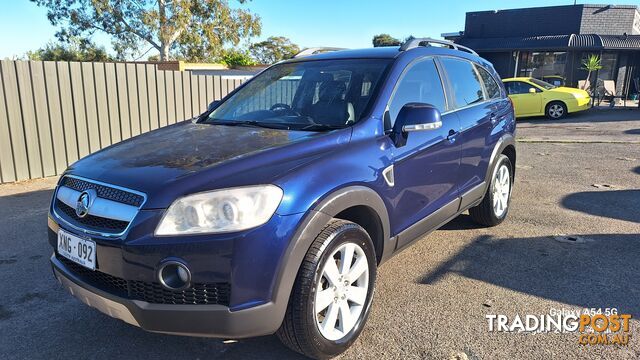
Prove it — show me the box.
[502,77,591,119]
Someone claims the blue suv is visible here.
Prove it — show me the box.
[48,38,516,358]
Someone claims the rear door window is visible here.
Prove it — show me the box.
[440,57,485,108]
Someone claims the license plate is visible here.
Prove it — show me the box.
[57,229,96,270]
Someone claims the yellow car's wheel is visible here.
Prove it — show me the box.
[546,101,567,119]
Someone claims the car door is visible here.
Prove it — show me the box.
[383,57,461,245]
[438,58,495,201]
[505,81,542,116]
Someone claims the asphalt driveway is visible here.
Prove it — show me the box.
[0,108,638,359]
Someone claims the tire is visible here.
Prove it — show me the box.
[546,101,567,119]
[469,154,513,226]
[277,219,377,359]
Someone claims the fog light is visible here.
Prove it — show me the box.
[158,260,191,290]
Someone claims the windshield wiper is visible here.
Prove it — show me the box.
[207,119,292,130]
[206,119,345,131]
[298,123,347,131]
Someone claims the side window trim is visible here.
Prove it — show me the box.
[384,56,449,131]
[432,57,451,112]
[433,56,452,112]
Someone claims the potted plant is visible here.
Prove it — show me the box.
[580,54,602,91]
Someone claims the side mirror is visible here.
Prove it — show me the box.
[208,100,221,111]
[528,87,537,94]
[391,102,442,147]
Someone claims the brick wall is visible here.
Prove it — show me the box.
[579,5,640,35]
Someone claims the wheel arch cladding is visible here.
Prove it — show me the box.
[314,185,391,265]
[485,134,516,186]
[268,185,392,333]
[501,144,517,178]
[334,205,385,264]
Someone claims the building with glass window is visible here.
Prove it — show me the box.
[443,4,640,97]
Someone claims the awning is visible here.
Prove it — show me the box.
[458,35,571,52]
[598,35,640,49]
[459,34,640,52]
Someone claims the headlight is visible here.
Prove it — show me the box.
[155,185,283,236]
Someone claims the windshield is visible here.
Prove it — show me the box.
[529,78,557,90]
[205,59,391,131]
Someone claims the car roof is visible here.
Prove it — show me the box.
[285,47,402,62]
[284,46,488,64]
[502,77,533,82]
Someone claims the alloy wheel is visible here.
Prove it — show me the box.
[548,104,564,118]
[492,164,511,217]
[315,242,369,341]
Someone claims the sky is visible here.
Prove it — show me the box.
[2,0,640,59]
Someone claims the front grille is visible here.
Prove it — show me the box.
[62,177,144,207]
[55,199,129,233]
[57,256,231,306]
[129,281,231,305]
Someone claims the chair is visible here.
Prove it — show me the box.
[602,80,625,107]
[578,80,590,91]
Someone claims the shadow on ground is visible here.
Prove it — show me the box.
[420,232,640,316]
[439,213,484,231]
[561,190,640,224]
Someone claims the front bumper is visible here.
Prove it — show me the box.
[573,97,592,112]
[48,194,308,338]
[51,254,284,338]
[48,206,305,309]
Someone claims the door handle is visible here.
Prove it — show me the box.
[446,129,459,142]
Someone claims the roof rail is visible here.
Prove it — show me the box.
[294,47,347,58]
[399,37,477,55]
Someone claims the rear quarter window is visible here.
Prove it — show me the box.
[475,65,501,99]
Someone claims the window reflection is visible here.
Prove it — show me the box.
[517,51,567,86]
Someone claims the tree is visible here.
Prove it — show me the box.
[221,49,256,67]
[372,34,401,47]
[250,36,300,64]
[580,54,602,91]
[26,39,113,62]
[30,0,262,61]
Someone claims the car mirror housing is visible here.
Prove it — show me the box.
[529,87,537,94]
[391,102,442,147]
